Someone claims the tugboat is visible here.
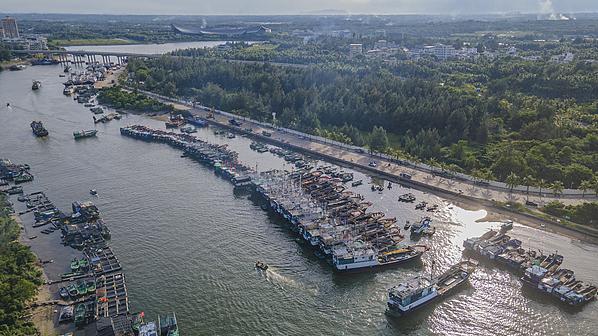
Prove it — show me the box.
[32,80,42,90]
[73,130,98,139]
[30,121,49,137]
[387,260,478,316]
[255,260,269,271]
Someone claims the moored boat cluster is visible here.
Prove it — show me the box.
[464,229,597,307]
[254,170,429,272]
[120,125,253,187]
[5,176,178,333]
[120,125,429,273]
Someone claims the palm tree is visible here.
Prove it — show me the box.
[579,179,592,198]
[523,175,535,201]
[550,181,564,198]
[522,175,534,195]
[505,172,519,193]
[537,178,547,198]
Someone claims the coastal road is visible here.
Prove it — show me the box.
[138,91,597,208]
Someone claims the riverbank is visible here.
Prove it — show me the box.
[51,38,136,47]
[146,96,598,245]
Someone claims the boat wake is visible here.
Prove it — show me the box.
[260,268,319,295]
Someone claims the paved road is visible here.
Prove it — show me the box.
[140,92,597,207]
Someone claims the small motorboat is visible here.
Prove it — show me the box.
[90,189,97,196]
[59,287,70,300]
[28,235,38,240]
[387,182,392,189]
[500,220,514,232]
[255,261,268,271]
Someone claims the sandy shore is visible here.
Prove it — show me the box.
[16,214,60,336]
[430,187,598,245]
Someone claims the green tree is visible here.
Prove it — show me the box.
[522,175,535,200]
[505,172,520,193]
[579,179,592,198]
[369,126,389,152]
[550,181,564,197]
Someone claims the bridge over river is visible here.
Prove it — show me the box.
[10,49,158,64]
[9,49,309,68]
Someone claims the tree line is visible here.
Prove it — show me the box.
[0,194,42,335]
[125,54,596,189]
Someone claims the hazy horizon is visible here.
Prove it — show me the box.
[2,0,598,16]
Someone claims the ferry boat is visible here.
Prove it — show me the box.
[30,121,49,137]
[387,260,477,316]
[32,80,42,90]
[73,130,98,139]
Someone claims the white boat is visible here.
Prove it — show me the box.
[387,260,477,316]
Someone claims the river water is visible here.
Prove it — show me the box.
[1,63,597,336]
[64,41,253,55]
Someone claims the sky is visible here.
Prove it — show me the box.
[2,0,597,15]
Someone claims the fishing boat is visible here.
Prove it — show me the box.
[86,279,96,293]
[186,116,208,127]
[63,86,74,95]
[4,186,23,194]
[30,121,49,137]
[73,130,98,139]
[387,260,477,316]
[255,260,269,271]
[59,287,70,300]
[78,258,89,272]
[67,283,79,298]
[77,280,88,296]
[74,303,86,326]
[410,217,435,235]
[32,80,42,90]
[332,244,427,272]
[351,180,363,187]
[70,258,80,272]
[500,220,514,232]
[90,107,104,114]
[398,193,416,203]
[158,312,179,336]
[9,64,26,71]
[180,126,197,134]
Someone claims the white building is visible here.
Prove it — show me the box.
[550,52,575,64]
[349,43,363,58]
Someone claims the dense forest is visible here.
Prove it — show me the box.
[0,44,11,63]
[0,194,42,335]
[126,54,597,189]
[98,86,173,113]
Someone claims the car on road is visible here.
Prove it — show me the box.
[369,161,377,167]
